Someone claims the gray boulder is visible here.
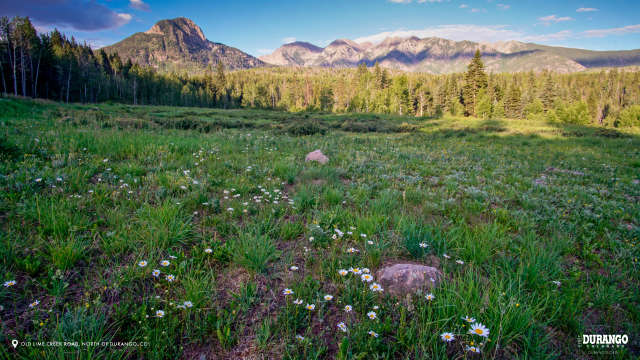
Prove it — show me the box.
[376,263,442,296]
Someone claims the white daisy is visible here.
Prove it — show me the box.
[337,322,347,332]
[369,283,383,292]
[368,330,379,337]
[338,269,348,276]
[156,310,165,318]
[419,242,428,248]
[367,311,377,320]
[469,323,490,337]
[290,266,299,271]
[425,293,435,301]
[282,288,294,296]
[361,274,373,282]
[344,305,352,312]
[160,260,170,267]
[138,260,148,267]
[3,280,16,287]
[466,345,481,353]
[441,332,455,342]
[183,301,193,308]
[204,248,213,254]
[324,295,333,301]
[306,304,315,311]
[29,300,40,308]
[152,269,160,277]
[165,274,175,282]
[293,299,303,305]
[462,316,476,323]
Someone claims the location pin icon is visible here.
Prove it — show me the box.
[11,339,18,348]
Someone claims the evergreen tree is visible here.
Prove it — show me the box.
[462,50,488,116]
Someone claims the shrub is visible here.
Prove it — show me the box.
[616,105,640,127]
[285,119,327,136]
[231,232,280,274]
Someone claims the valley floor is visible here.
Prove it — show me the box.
[0,98,638,359]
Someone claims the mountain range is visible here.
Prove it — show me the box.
[260,37,640,74]
[103,18,640,75]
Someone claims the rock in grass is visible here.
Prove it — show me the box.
[305,150,329,164]
[376,264,442,296]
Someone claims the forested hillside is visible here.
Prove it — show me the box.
[1,16,639,127]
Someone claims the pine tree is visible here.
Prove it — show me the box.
[462,50,488,116]
[505,85,522,118]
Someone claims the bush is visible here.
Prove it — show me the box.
[548,101,591,125]
[616,105,640,127]
[285,119,327,136]
[231,232,280,274]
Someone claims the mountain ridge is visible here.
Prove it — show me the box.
[103,17,265,74]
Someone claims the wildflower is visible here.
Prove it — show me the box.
[344,305,352,312]
[367,311,377,320]
[346,247,359,254]
[368,330,379,337]
[552,280,561,286]
[456,259,464,265]
[290,266,299,271]
[152,269,160,277]
[462,316,475,323]
[165,274,175,282]
[168,255,177,259]
[373,305,379,310]
[350,267,362,275]
[35,178,42,182]
[176,304,186,310]
[338,269,348,276]
[367,240,374,245]
[337,322,347,332]
[306,304,315,311]
[469,323,490,337]
[29,300,40,308]
[425,293,435,301]
[160,260,170,267]
[362,268,370,273]
[155,310,165,318]
[4,280,16,287]
[441,332,455,342]
[369,283,383,292]
[361,274,373,282]
[360,233,367,238]
[282,288,294,296]
[204,248,213,254]
[324,295,333,301]
[183,301,193,308]
[466,345,481,353]
[293,299,303,305]
[138,260,148,267]
[419,242,428,248]
[443,253,451,259]
[227,208,234,212]
[296,335,305,341]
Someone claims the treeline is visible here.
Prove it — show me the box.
[1,16,639,127]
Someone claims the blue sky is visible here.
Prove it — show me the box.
[2,0,640,55]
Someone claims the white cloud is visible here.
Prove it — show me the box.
[576,7,598,12]
[117,13,133,24]
[282,37,296,44]
[354,24,524,44]
[522,30,573,42]
[129,0,150,12]
[538,15,574,24]
[459,4,468,8]
[583,24,640,37]
[497,4,510,10]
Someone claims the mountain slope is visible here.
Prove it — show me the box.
[103,18,264,74]
[260,37,640,74]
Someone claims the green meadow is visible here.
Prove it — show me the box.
[0,97,638,359]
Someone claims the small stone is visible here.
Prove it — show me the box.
[376,263,443,296]
[305,150,329,164]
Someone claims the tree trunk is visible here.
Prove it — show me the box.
[0,58,6,95]
[20,46,26,97]
[66,61,71,103]
[33,51,40,98]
